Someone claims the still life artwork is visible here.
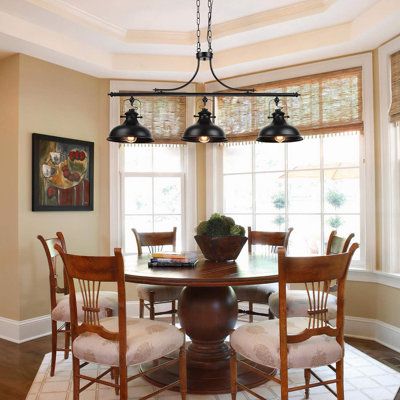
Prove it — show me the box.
[32,133,94,211]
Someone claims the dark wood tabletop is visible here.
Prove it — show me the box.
[124,252,278,286]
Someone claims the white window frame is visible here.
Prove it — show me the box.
[205,53,375,271]
[379,35,400,276]
[109,80,197,254]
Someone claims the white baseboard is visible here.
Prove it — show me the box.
[1,302,400,353]
[0,301,142,344]
[0,315,51,344]
[344,316,400,353]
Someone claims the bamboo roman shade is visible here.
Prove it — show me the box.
[217,67,363,141]
[121,96,186,144]
[390,51,400,123]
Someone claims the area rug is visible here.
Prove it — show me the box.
[26,344,400,400]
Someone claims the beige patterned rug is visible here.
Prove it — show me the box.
[26,344,400,400]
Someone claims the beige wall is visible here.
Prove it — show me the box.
[0,50,399,329]
[0,54,111,320]
[0,55,20,320]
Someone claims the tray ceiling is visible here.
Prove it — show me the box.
[0,0,398,81]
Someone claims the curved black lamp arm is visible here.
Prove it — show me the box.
[154,57,201,93]
[121,96,143,118]
[209,58,255,93]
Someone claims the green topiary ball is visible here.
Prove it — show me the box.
[196,221,209,235]
[230,224,245,236]
[196,214,245,238]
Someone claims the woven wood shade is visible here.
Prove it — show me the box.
[121,96,186,144]
[217,67,363,141]
[390,51,400,123]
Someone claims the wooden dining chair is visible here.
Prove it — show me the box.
[268,230,355,319]
[55,245,187,400]
[230,242,359,400]
[132,227,182,325]
[233,227,293,322]
[37,232,118,376]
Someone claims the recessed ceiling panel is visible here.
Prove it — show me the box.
[63,0,303,31]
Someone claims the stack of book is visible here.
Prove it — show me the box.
[148,252,198,268]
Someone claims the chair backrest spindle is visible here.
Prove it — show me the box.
[37,232,68,311]
[132,227,177,256]
[277,243,358,349]
[55,246,126,348]
[247,227,293,254]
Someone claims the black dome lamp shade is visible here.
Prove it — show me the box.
[257,97,303,143]
[182,97,227,143]
[107,97,154,144]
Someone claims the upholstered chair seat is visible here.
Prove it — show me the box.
[230,317,343,369]
[268,290,337,319]
[73,317,184,367]
[233,284,278,304]
[51,291,119,322]
[136,284,183,303]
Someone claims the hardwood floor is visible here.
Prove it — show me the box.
[1,335,399,400]
[0,335,51,400]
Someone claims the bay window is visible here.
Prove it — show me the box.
[209,65,369,266]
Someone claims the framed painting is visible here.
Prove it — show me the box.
[32,133,94,211]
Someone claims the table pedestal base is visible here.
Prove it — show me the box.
[140,352,275,394]
[141,286,275,394]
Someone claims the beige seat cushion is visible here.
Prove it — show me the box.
[231,317,342,369]
[51,291,118,322]
[233,284,278,304]
[137,284,183,302]
[73,317,184,366]
[268,290,337,319]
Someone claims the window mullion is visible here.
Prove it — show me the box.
[320,137,325,254]
[284,143,289,233]
[252,143,256,229]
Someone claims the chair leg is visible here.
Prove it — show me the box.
[113,367,120,395]
[72,355,80,400]
[50,320,57,377]
[336,359,344,400]
[119,366,128,400]
[230,348,237,400]
[172,300,176,326]
[304,368,311,399]
[179,345,187,400]
[280,368,289,400]
[248,302,253,323]
[64,322,70,359]
[149,291,155,320]
[268,308,274,320]
[139,299,144,319]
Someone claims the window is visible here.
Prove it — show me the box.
[220,133,361,260]
[379,39,400,274]
[208,63,372,267]
[109,81,197,255]
[120,145,186,254]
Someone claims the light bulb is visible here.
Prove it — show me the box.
[274,135,285,143]
[198,136,210,143]
[126,136,137,144]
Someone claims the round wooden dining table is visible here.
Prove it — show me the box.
[124,252,278,394]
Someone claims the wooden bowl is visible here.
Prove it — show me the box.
[194,235,248,262]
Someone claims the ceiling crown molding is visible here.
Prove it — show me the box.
[25,0,127,39]
[26,0,335,46]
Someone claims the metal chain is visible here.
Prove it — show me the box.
[196,0,201,53]
[207,0,213,52]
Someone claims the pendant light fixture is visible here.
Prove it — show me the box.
[107,97,153,144]
[108,0,302,144]
[257,97,303,143]
[182,97,226,143]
